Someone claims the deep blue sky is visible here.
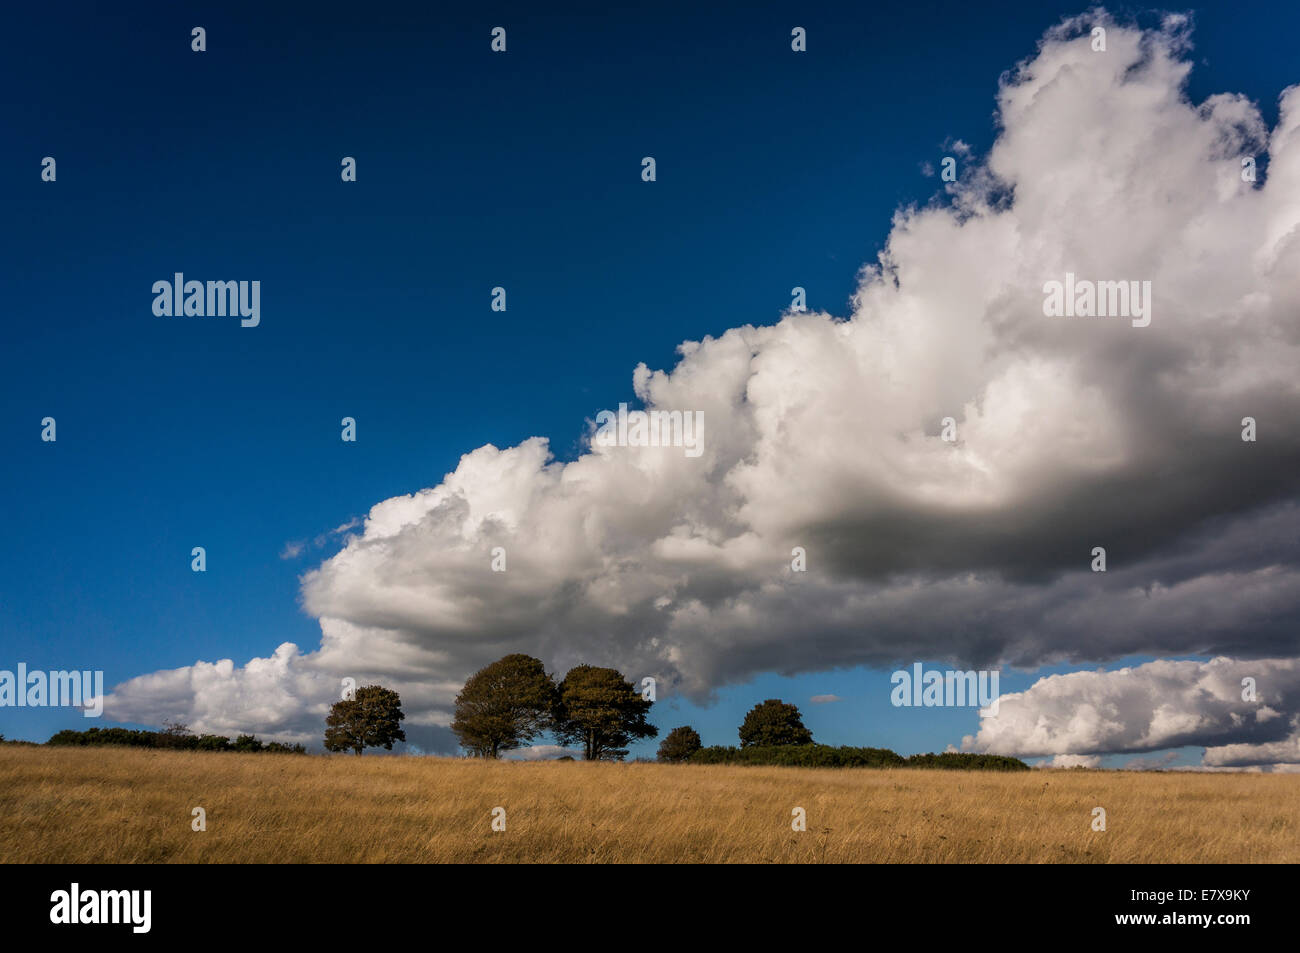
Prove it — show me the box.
[2,1,1296,758]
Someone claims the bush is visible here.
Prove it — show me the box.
[263,741,307,754]
[687,745,1029,770]
[47,727,156,748]
[43,726,306,754]
[689,744,905,767]
[903,752,1029,771]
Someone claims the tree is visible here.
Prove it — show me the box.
[157,721,193,749]
[738,699,813,747]
[451,654,559,758]
[324,684,406,755]
[553,665,657,761]
[657,725,702,763]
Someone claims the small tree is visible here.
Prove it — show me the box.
[157,721,193,749]
[657,725,702,763]
[324,684,406,755]
[738,699,813,747]
[451,654,559,758]
[553,665,657,761]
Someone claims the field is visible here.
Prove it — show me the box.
[1,746,1296,863]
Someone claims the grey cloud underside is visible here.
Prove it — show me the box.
[296,493,1300,691]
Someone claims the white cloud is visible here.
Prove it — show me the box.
[503,745,582,761]
[810,694,842,704]
[964,657,1300,766]
[106,643,336,745]
[1038,754,1102,769]
[107,12,1300,756]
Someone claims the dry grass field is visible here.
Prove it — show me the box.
[1,746,1296,863]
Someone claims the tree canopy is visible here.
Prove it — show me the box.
[324,684,407,755]
[553,665,657,761]
[657,725,702,763]
[451,654,559,758]
[738,698,813,747]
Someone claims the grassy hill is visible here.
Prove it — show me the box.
[1,746,1295,863]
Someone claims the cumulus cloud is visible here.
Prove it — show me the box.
[504,745,583,761]
[1039,754,1102,769]
[106,12,1300,757]
[104,638,464,749]
[106,643,336,744]
[964,657,1300,768]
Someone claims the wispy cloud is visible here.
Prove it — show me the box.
[279,517,363,561]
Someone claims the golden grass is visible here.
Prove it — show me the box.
[1,746,1295,863]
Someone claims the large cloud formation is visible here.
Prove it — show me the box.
[107,12,1300,760]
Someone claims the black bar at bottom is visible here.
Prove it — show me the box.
[1,862,1286,939]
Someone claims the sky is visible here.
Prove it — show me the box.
[3,1,1300,768]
